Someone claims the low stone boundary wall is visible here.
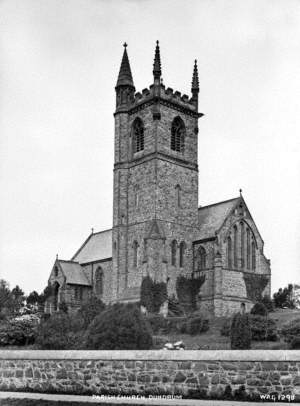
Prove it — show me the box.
[0,351,299,401]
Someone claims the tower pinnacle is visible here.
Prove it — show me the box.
[191,59,199,93]
[153,40,162,82]
[191,59,199,110]
[116,43,134,88]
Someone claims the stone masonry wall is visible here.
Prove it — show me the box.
[0,351,299,401]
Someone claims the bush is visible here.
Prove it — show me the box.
[186,316,209,335]
[290,336,300,349]
[250,302,268,316]
[147,314,167,334]
[77,295,105,328]
[220,318,231,337]
[261,295,274,312]
[84,303,152,350]
[36,312,84,349]
[250,315,278,341]
[140,276,167,313]
[230,313,251,349]
[0,316,39,346]
[281,318,300,343]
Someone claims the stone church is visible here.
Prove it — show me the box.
[45,42,271,317]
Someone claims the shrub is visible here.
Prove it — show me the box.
[168,295,186,316]
[84,303,152,350]
[261,295,274,312]
[250,302,268,316]
[58,301,68,313]
[220,318,231,337]
[140,276,167,313]
[36,312,84,349]
[147,314,167,334]
[186,316,209,335]
[290,336,300,349]
[0,317,39,346]
[281,318,300,342]
[230,313,251,349]
[250,315,278,341]
[77,295,105,328]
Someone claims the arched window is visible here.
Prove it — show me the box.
[175,184,181,208]
[54,266,58,277]
[198,246,206,270]
[133,241,139,267]
[251,240,256,270]
[132,118,144,153]
[246,229,250,269]
[233,225,238,268]
[95,267,104,296]
[240,222,244,268]
[171,240,177,266]
[227,236,232,268]
[179,241,186,268]
[171,117,185,152]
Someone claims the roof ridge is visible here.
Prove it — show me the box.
[92,228,112,235]
[58,259,80,264]
[198,197,239,210]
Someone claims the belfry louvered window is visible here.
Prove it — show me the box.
[132,118,144,153]
[171,117,185,152]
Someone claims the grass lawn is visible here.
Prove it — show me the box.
[155,308,300,350]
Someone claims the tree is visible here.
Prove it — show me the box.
[273,284,294,309]
[27,291,39,306]
[0,279,13,319]
[11,285,25,315]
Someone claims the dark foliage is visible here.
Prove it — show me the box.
[36,312,84,350]
[0,317,38,346]
[250,302,268,316]
[84,303,152,350]
[26,291,39,306]
[250,315,278,341]
[220,318,231,336]
[168,294,185,316]
[58,301,68,313]
[175,275,205,313]
[76,295,105,328]
[273,284,294,309]
[290,336,300,349]
[186,316,209,335]
[140,276,167,313]
[261,294,274,312]
[243,274,269,302]
[230,312,251,349]
[281,318,300,343]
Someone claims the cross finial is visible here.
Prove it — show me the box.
[239,188,243,196]
[56,254,58,260]
[91,227,94,234]
[123,42,127,48]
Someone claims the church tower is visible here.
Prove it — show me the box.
[112,42,203,302]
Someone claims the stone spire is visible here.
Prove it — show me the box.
[191,59,199,93]
[191,59,199,109]
[116,43,134,88]
[153,40,161,82]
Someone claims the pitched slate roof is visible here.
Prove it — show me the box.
[197,197,240,240]
[71,229,112,264]
[58,260,90,286]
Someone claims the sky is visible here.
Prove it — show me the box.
[0,0,299,295]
